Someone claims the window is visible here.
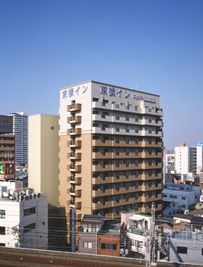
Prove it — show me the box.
[169,195,177,199]
[24,223,36,233]
[83,241,93,249]
[177,246,187,254]
[24,207,36,216]
[101,243,117,250]
[0,227,5,235]
[0,243,5,247]
[0,210,5,219]
[201,248,203,255]
[182,196,186,200]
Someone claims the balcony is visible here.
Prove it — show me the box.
[75,201,82,210]
[142,152,162,158]
[92,201,113,210]
[141,163,162,169]
[69,152,82,160]
[67,128,81,136]
[141,141,163,148]
[92,140,113,147]
[75,189,82,198]
[92,152,142,159]
[92,163,142,172]
[67,116,81,124]
[92,188,113,197]
[75,177,81,185]
[69,140,82,148]
[67,103,81,112]
[76,214,82,221]
[141,183,163,191]
[140,173,162,180]
[69,164,82,173]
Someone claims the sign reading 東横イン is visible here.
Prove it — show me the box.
[61,83,157,104]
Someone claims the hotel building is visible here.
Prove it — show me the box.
[59,81,163,245]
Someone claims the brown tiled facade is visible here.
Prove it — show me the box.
[97,234,120,256]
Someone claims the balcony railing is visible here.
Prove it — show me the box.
[67,116,81,124]
[67,128,81,136]
[68,140,82,148]
[67,103,81,112]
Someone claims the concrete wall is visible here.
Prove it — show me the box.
[28,114,59,207]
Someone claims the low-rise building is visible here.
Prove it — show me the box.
[121,212,152,257]
[78,215,104,254]
[162,183,200,216]
[0,181,48,248]
[169,231,203,265]
[97,226,120,257]
[78,214,120,256]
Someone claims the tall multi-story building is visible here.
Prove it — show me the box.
[28,114,59,207]
[0,115,15,180]
[196,141,203,174]
[175,144,196,174]
[10,112,28,166]
[59,80,163,246]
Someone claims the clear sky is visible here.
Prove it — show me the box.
[0,0,203,149]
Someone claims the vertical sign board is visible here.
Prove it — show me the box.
[5,162,15,179]
[70,207,76,252]
[0,163,5,179]
[0,162,15,180]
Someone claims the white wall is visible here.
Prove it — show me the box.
[0,195,48,249]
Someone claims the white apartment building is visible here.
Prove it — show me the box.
[0,181,48,248]
[196,141,203,174]
[165,151,175,174]
[121,212,152,256]
[162,184,200,216]
[175,144,196,174]
[10,112,28,166]
[28,114,59,207]
[59,80,163,245]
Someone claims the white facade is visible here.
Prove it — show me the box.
[0,181,48,248]
[175,144,196,174]
[170,231,203,265]
[165,151,175,174]
[121,212,152,255]
[162,184,200,216]
[10,112,28,165]
[196,142,203,174]
[59,81,162,136]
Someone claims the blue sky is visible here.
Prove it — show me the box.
[0,0,203,149]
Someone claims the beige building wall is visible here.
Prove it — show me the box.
[28,114,59,207]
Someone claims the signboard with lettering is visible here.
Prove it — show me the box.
[0,163,5,175]
[62,85,89,99]
[99,85,157,103]
[0,162,15,179]
[5,163,15,178]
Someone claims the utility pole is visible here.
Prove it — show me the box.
[145,202,156,267]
